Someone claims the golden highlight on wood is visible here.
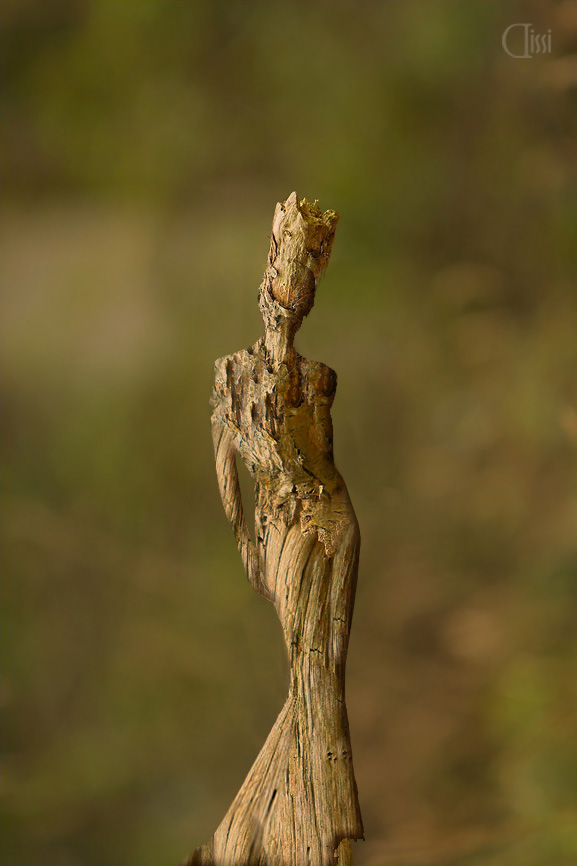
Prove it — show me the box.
[186,192,363,866]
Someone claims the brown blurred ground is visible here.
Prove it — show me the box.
[1,2,577,865]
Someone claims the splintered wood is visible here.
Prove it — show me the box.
[186,193,363,866]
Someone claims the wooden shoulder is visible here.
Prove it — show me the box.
[300,357,337,400]
[214,348,249,372]
[315,359,337,381]
[214,347,254,386]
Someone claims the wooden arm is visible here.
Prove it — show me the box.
[211,420,272,601]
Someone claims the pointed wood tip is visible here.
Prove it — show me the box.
[280,192,340,232]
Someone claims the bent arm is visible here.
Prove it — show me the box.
[212,419,272,601]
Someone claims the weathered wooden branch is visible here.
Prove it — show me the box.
[185,192,363,866]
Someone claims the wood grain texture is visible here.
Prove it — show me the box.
[185,193,363,866]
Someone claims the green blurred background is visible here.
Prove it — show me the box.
[1,2,576,864]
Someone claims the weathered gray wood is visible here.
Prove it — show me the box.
[185,193,363,866]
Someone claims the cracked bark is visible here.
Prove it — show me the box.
[185,193,363,866]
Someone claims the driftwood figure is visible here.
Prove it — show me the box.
[187,193,363,866]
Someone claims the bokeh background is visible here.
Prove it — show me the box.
[1,2,577,865]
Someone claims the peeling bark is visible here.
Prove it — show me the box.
[185,193,363,866]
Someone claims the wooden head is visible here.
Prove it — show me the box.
[259,192,339,325]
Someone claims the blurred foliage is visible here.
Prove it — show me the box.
[1,1,577,865]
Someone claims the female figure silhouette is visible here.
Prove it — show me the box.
[187,193,363,866]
